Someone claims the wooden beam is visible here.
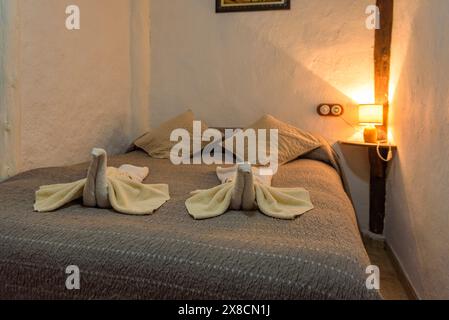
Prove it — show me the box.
[368,146,388,234]
[375,0,394,138]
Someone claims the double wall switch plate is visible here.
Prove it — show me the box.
[317,104,344,117]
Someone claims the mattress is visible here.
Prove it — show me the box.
[0,151,381,300]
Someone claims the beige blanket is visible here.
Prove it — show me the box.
[186,164,314,220]
[35,149,170,215]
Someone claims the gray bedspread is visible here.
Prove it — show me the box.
[0,151,381,300]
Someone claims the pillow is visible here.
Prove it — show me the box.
[302,134,340,171]
[225,114,322,165]
[134,110,208,159]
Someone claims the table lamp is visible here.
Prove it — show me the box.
[359,104,383,143]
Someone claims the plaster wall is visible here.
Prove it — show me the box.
[149,0,375,231]
[0,0,21,180]
[386,0,449,299]
[19,0,133,170]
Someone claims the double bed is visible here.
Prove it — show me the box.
[0,150,381,300]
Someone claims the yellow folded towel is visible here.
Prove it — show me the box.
[230,163,257,211]
[35,149,170,215]
[83,150,99,207]
[186,164,314,220]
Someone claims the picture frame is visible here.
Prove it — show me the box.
[216,0,291,13]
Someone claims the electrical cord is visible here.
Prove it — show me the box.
[339,116,393,162]
[377,140,393,162]
[339,115,358,130]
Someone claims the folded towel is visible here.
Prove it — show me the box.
[118,164,149,182]
[94,148,110,209]
[35,149,169,215]
[216,165,273,186]
[83,150,99,207]
[186,163,314,220]
[230,163,257,211]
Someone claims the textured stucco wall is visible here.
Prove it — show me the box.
[150,0,374,231]
[19,0,133,171]
[0,0,21,180]
[130,0,151,139]
[386,0,449,299]
[0,0,11,178]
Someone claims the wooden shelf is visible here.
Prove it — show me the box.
[339,140,397,149]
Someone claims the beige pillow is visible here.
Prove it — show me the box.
[227,115,321,165]
[134,110,208,159]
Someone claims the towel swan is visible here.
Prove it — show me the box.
[185,163,314,220]
[34,148,170,215]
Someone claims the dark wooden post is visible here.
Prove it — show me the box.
[367,0,394,234]
[368,147,389,234]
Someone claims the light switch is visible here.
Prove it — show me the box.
[317,104,344,117]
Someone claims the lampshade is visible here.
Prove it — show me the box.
[358,104,383,125]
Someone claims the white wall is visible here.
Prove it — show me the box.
[386,0,449,299]
[130,0,151,139]
[0,0,151,177]
[19,0,132,171]
[149,0,374,231]
[0,0,21,179]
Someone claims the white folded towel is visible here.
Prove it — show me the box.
[83,148,150,209]
[94,148,110,208]
[36,148,168,215]
[83,148,150,208]
[186,163,314,220]
[83,150,99,207]
[230,164,257,211]
[216,164,273,186]
[117,164,149,183]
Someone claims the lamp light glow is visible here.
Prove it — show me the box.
[358,104,384,126]
[358,104,384,143]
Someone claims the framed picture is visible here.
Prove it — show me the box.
[216,0,291,13]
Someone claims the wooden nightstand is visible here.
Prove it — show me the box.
[339,140,397,235]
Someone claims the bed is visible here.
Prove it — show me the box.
[0,150,381,300]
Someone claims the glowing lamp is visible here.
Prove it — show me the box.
[359,104,383,143]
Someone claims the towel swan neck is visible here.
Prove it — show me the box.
[92,148,110,208]
[82,148,110,208]
[230,164,257,211]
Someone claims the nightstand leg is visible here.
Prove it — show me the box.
[368,147,388,234]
